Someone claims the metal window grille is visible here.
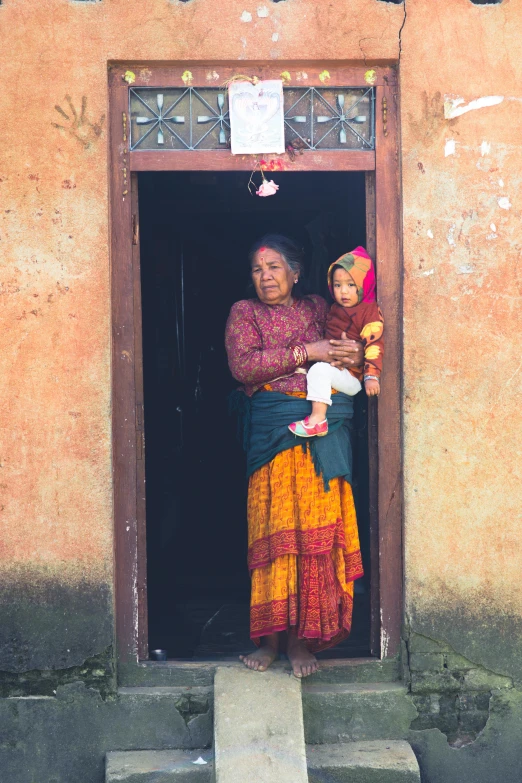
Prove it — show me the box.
[129,87,375,152]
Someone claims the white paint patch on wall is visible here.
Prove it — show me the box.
[480,141,491,157]
[419,268,435,277]
[498,179,504,188]
[444,139,456,157]
[444,95,504,120]
[427,230,434,239]
[240,10,252,22]
[272,32,279,42]
[257,5,269,17]
[458,265,475,274]
[380,612,390,659]
[498,197,512,210]
[447,224,456,246]
[490,223,497,232]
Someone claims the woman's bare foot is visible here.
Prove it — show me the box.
[287,633,318,678]
[240,634,279,672]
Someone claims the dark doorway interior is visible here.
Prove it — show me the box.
[139,170,372,659]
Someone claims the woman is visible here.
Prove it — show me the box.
[225,235,364,678]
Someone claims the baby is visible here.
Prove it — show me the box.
[289,246,384,438]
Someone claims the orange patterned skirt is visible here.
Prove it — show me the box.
[248,441,363,652]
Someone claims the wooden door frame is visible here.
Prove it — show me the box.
[109,62,402,667]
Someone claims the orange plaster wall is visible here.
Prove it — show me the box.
[0,0,403,598]
[0,0,521,669]
[400,0,522,673]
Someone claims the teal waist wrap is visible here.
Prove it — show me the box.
[230,390,354,491]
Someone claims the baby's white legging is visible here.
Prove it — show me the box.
[306,361,362,406]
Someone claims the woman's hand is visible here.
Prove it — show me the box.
[328,333,364,369]
[304,339,338,363]
[306,332,364,369]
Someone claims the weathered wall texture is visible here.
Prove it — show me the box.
[1,0,522,780]
[0,0,405,675]
[0,682,213,783]
[400,0,522,683]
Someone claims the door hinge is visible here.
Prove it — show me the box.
[382,96,388,137]
[136,430,145,460]
[132,214,139,246]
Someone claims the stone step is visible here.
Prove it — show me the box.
[106,742,420,783]
[306,741,421,783]
[118,657,400,688]
[114,678,415,752]
[115,687,213,750]
[302,682,418,744]
[105,750,213,782]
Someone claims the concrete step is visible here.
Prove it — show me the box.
[306,741,421,783]
[118,657,400,688]
[106,750,213,782]
[106,742,421,783]
[214,666,308,783]
[302,682,418,744]
[114,687,213,750]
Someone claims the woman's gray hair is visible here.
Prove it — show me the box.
[248,234,305,294]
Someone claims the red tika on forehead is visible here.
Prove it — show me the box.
[259,246,268,252]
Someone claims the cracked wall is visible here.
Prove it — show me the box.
[0,682,213,783]
[406,632,513,747]
[408,687,522,783]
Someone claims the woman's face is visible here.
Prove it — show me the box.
[251,247,296,306]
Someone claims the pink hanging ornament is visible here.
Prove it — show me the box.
[256,179,279,197]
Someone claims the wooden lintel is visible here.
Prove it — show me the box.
[130,150,375,173]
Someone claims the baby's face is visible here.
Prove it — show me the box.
[332,268,359,308]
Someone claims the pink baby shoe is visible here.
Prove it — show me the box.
[288,416,329,438]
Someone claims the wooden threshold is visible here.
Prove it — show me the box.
[118,657,400,688]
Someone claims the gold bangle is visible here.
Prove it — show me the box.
[291,344,308,367]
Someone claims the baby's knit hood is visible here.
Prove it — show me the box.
[327,246,376,304]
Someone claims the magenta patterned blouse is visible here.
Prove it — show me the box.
[225,295,328,397]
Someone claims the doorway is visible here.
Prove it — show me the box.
[110,62,402,669]
[139,170,372,659]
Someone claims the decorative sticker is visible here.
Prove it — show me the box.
[229,79,285,155]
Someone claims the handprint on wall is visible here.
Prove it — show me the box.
[52,95,105,149]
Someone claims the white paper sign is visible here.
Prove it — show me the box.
[228,80,285,155]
